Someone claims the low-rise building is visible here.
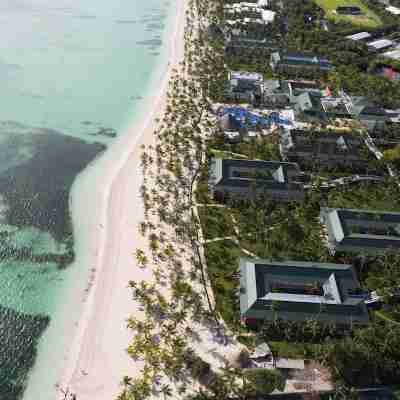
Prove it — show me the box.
[215,105,294,138]
[224,1,276,25]
[367,38,395,53]
[383,48,400,60]
[345,31,372,41]
[292,91,354,120]
[386,5,400,15]
[262,79,290,107]
[240,258,369,326]
[261,387,396,400]
[320,207,400,254]
[225,70,264,103]
[280,129,373,172]
[289,90,400,130]
[375,65,400,82]
[262,79,321,107]
[352,96,400,130]
[225,34,278,54]
[270,52,334,75]
[336,5,362,15]
[217,113,244,143]
[209,158,305,201]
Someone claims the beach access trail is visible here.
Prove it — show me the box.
[56,1,187,398]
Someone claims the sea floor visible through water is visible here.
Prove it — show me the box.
[0,0,177,399]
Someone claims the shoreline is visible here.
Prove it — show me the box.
[54,0,187,398]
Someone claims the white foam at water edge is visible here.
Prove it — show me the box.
[22,1,179,399]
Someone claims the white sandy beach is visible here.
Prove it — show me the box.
[55,1,187,398]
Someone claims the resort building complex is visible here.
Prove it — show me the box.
[239,258,369,326]
[209,158,305,201]
[270,52,334,74]
[280,130,373,172]
[320,208,400,254]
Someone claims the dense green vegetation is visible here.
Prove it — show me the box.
[201,179,400,328]
[327,179,400,211]
[324,319,400,386]
[223,0,400,107]
[243,368,286,395]
[269,341,319,359]
[197,207,236,240]
[204,240,243,330]
[207,133,281,161]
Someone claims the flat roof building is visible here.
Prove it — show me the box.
[345,31,371,41]
[224,1,276,24]
[240,258,369,326]
[367,39,394,52]
[225,70,264,103]
[270,52,334,75]
[230,71,263,82]
[292,90,355,120]
[262,78,321,107]
[209,158,305,202]
[321,207,400,254]
[383,48,400,60]
[386,5,400,15]
[336,6,362,15]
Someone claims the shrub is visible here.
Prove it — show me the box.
[184,349,212,382]
[244,368,285,395]
[236,349,252,368]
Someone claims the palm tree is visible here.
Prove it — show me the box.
[135,249,148,268]
[122,376,132,387]
[160,384,172,400]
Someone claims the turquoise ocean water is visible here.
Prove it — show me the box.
[0,0,175,398]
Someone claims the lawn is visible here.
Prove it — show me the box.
[269,341,321,359]
[327,180,400,213]
[314,0,382,27]
[207,134,281,161]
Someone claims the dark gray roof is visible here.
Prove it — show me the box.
[336,6,362,15]
[240,258,369,325]
[280,130,369,167]
[352,103,400,125]
[360,106,389,116]
[210,158,304,194]
[263,79,281,93]
[321,207,400,254]
[261,387,395,400]
[294,92,314,111]
[272,51,334,70]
